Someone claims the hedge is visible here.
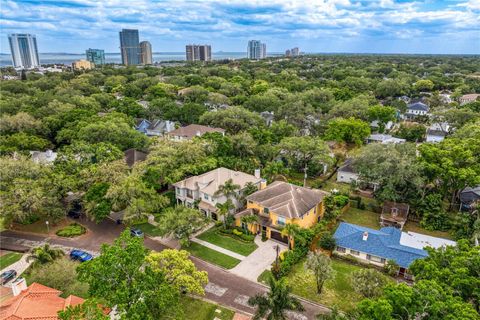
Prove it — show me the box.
[56,223,86,238]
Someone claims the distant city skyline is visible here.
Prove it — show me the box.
[1,1,479,54]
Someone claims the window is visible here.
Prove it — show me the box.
[366,254,385,263]
[277,216,286,226]
[264,207,269,214]
[176,188,180,194]
[204,194,209,200]
[336,246,346,253]
[350,249,360,256]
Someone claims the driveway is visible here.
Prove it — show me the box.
[230,237,287,282]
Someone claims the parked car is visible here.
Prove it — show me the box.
[130,228,144,237]
[1,270,17,285]
[69,249,93,262]
[67,202,83,219]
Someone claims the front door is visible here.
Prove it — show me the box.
[211,212,218,221]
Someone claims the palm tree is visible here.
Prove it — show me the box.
[281,223,303,249]
[241,214,259,234]
[215,179,241,202]
[248,275,304,320]
[216,199,234,229]
[27,243,64,266]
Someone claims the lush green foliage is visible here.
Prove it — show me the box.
[55,222,86,237]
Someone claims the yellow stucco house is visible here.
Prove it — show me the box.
[235,181,329,244]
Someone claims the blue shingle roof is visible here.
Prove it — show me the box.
[334,222,428,268]
[407,102,429,112]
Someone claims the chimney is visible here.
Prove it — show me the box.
[46,149,53,157]
[12,278,27,296]
[254,169,261,179]
[362,231,368,241]
[196,130,201,137]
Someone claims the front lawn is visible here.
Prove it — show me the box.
[0,252,23,269]
[133,223,164,237]
[12,217,70,235]
[181,297,235,320]
[197,227,258,256]
[258,259,365,312]
[184,242,241,269]
[339,207,380,230]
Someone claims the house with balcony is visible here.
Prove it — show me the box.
[235,181,328,245]
[173,167,264,220]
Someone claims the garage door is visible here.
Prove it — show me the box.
[270,230,288,244]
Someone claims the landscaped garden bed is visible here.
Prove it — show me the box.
[55,222,86,237]
[184,242,241,269]
[197,226,258,256]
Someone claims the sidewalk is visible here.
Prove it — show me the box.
[191,238,246,261]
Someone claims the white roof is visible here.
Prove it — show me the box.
[400,231,456,250]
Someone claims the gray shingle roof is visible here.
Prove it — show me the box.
[246,181,328,219]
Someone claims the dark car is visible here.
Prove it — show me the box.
[67,202,83,219]
[130,228,144,237]
[1,270,17,285]
[69,249,93,262]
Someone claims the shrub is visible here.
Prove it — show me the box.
[56,223,86,237]
[351,268,388,298]
[334,195,349,208]
[16,214,40,225]
[384,259,399,276]
[218,227,255,242]
[318,232,336,251]
[233,229,243,236]
[261,230,267,242]
[278,247,308,277]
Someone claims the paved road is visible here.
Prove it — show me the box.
[0,218,328,319]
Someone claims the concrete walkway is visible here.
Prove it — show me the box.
[191,238,246,261]
[230,237,287,282]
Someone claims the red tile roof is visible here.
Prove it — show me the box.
[0,283,84,320]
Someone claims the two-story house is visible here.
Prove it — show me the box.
[235,181,328,245]
[173,167,264,220]
[405,102,429,119]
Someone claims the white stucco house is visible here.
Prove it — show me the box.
[173,167,265,220]
[336,159,359,184]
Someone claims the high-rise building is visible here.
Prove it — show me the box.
[85,48,105,65]
[140,41,153,65]
[119,29,140,65]
[285,47,300,57]
[247,40,266,60]
[186,44,211,62]
[285,49,291,57]
[8,33,40,69]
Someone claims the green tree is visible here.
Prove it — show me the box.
[145,249,208,295]
[367,105,396,132]
[156,206,208,246]
[354,143,424,203]
[281,223,303,249]
[29,257,89,298]
[27,243,65,266]
[305,252,334,294]
[351,269,388,298]
[77,230,180,319]
[248,275,305,320]
[324,117,371,146]
[199,106,264,134]
[59,298,109,320]
[414,79,435,91]
[278,136,332,183]
[418,137,480,207]
[395,123,426,142]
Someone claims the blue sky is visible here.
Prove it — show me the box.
[1,0,479,54]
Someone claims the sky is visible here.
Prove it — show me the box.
[1,0,479,54]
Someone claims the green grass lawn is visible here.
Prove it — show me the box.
[181,297,235,320]
[339,207,380,230]
[184,242,241,269]
[133,223,164,237]
[257,259,366,312]
[197,227,258,256]
[292,259,364,312]
[0,252,23,269]
[12,217,70,235]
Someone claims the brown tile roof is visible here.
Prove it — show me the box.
[246,181,328,219]
[0,283,84,320]
[166,124,225,139]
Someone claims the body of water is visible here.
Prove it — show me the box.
[0,52,285,66]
